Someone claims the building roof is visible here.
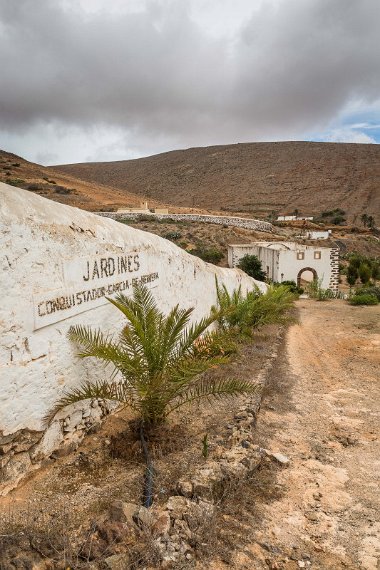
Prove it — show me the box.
[228,241,332,251]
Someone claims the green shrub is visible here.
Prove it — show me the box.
[355,286,380,301]
[212,282,261,332]
[190,247,223,265]
[276,280,304,295]
[332,215,346,225]
[347,254,380,285]
[213,281,295,335]
[242,285,296,329]
[164,231,181,241]
[339,263,346,275]
[347,265,358,286]
[372,262,380,281]
[348,294,378,306]
[307,279,343,300]
[5,178,26,187]
[237,254,266,281]
[358,263,371,284]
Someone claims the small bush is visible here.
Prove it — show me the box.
[164,231,181,241]
[276,280,304,295]
[307,279,343,300]
[136,214,153,222]
[190,247,223,265]
[27,183,42,191]
[358,262,371,284]
[213,281,295,335]
[54,185,72,194]
[355,286,380,301]
[332,215,346,225]
[5,178,26,187]
[237,254,266,281]
[348,294,378,306]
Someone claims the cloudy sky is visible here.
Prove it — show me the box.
[0,0,379,165]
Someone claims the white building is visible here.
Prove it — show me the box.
[228,241,339,291]
[277,215,314,221]
[305,230,331,240]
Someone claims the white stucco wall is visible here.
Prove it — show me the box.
[306,230,331,239]
[228,241,338,290]
[277,247,332,288]
[0,183,265,436]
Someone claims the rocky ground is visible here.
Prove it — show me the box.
[0,300,379,569]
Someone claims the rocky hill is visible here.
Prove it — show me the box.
[52,142,380,223]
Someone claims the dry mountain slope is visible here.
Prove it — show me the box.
[53,142,380,223]
[0,150,159,211]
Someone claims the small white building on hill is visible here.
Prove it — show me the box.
[228,241,339,291]
[305,230,331,240]
[277,215,314,221]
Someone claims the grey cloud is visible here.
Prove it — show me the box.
[0,0,379,159]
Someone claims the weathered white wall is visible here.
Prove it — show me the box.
[277,246,332,288]
[0,183,265,490]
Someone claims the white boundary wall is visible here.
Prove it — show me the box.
[0,183,265,494]
[97,211,273,233]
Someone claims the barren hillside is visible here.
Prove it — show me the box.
[0,150,158,211]
[53,142,380,222]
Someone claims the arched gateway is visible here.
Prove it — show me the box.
[297,267,318,288]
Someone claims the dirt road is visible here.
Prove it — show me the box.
[232,299,380,570]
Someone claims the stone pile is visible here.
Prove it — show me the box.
[108,415,263,568]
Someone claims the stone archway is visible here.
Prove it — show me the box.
[297,267,318,288]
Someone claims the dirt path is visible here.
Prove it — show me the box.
[231,300,380,570]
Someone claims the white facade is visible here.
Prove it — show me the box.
[306,230,331,240]
[277,215,314,221]
[228,241,339,291]
[0,183,265,494]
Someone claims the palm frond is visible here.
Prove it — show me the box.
[170,311,218,365]
[167,377,259,415]
[56,283,263,426]
[44,379,121,426]
[68,325,125,371]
